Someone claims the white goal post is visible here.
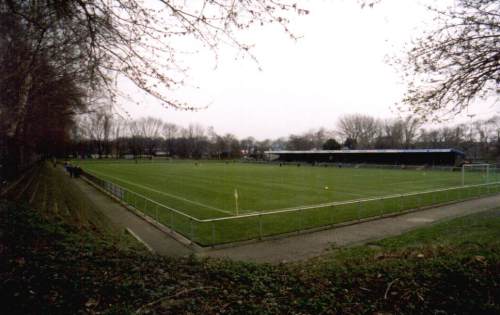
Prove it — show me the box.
[462,164,490,186]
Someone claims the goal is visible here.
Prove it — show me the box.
[461,164,490,186]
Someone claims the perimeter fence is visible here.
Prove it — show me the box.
[81,169,500,246]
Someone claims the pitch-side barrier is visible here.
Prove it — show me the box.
[81,170,500,246]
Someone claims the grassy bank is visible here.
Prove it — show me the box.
[1,193,499,314]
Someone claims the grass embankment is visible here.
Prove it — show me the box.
[1,166,499,314]
[4,163,125,235]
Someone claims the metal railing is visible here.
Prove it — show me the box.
[81,170,500,246]
[81,171,201,241]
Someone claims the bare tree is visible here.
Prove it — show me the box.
[0,10,88,173]
[309,128,332,150]
[486,116,500,159]
[398,0,499,120]
[124,120,141,157]
[337,114,381,148]
[125,118,166,157]
[162,122,179,155]
[418,129,442,149]
[401,116,421,149]
[137,117,163,138]
[183,123,207,158]
[473,118,496,157]
[162,123,179,140]
[376,119,404,149]
[224,134,242,159]
[1,1,308,111]
[111,118,125,158]
[286,134,315,151]
[0,0,308,175]
[80,110,113,158]
[486,116,500,142]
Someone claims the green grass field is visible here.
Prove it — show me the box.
[77,160,499,245]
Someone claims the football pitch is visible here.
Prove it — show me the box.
[78,160,498,245]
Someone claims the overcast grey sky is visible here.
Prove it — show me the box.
[117,0,498,140]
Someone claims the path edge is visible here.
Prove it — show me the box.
[80,175,500,253]
[80,176,202,251]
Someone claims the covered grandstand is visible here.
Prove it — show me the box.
[265,149,465,166]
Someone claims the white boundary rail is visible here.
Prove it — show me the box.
[82,170,199,221]
[204,181,500,222]
[81,169,500,246]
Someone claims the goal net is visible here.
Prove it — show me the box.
[462,164,491,186]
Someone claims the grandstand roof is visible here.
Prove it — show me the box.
[265,149,465,155]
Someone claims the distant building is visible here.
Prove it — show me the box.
[265,149,465,166]
[154,151,168,157]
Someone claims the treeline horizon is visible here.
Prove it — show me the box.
[1,0,497,180]
[70,112,500,162]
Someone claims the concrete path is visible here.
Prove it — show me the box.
[73,178,192,258]
[199,194,500,263]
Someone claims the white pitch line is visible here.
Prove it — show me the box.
[89,170,233,215]
[126,228,155,253]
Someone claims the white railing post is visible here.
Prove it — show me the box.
[299,208,303,231]
[211,221,216,245]
[190,218,194,242]
[86,170,500,247]
[258,214,263,239]
[330,205,334,224]
[357,201,361,220]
